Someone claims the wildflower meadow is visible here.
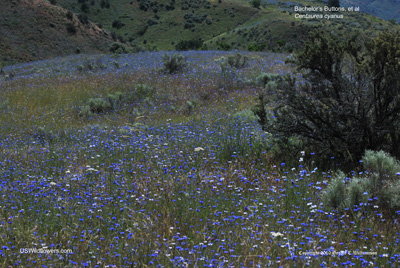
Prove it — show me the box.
[0,51,399,267]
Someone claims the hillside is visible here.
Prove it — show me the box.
[0,0,115,66]
[1,0,399,65]
[55,0,399,52]
[341,0,400,23]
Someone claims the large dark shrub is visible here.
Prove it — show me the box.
[66,23,76,35]
[255,30,400,165]
[112,20,125,29]
[100,0,110,8]
[109,42,128,54]
[78,13,89,24]
[80,3,89,13]
[328,0,340,7]
[250,0,261,8]
[175,39,203,51]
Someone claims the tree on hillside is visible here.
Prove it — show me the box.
[328,0,340,7]
[251,0,261,9]
[254,30,400,165]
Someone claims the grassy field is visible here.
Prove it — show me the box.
[0,51,399,267]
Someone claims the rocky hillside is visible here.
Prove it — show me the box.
[0,0,115,66]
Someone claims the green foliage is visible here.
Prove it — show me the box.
[129,83,155,100]
[185,99,200,114]
[322,171,347,211]
[78,13,89,24]
[277,39,286,47]
[0,99,9,112]
[106,91,124,109]
[218,54,249,73]
[255,73,280,88]
[109,42,129,54]
[250,0,261,9]
[346,178,370,209]
[247,43,266,52]
[216,41,231,51]
[233,109,258,123]
[226,53,248,69]
[80,3,89,13]
[284,54,296,65]
[175,39,204,51]
[78,84,154,117]
[257,30,400,165]
[139,0,149,11]
[323,150,400,217]
[378,181,400,215]
[251,73,279,130]
[66,23,76,35]
[88,97,113,114]
[66,10,73,20]
[161,53,187,74]
[76,58,107,73]
[147,18,159,26]
[362,150,400,181]
[251,93,268,130]
[251,73,282,129]
[328,0,340,7]
[31,126,60,144]
[112,20,125,29]
[100,0,110,8]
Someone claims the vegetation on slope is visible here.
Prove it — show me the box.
[0,0,114,66]
[2,0,399,66]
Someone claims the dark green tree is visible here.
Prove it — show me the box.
[328,0,340,7]
[250,0,261,9]
[255,30,400,165]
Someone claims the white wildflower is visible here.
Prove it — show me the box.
[271,231,284,238]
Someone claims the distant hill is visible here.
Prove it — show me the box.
[1,0,399,65]
[55,0,399,51]
[0,0,114,66]
[341,0,400,23]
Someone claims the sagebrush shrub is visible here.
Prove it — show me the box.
[32,126,55,144]
[323,150,400,217]
[226,54,248,69]
[346,178,370,209]
[322,171,347,211]
[256,73,280,88]
[88,97,113,114]
[109,42,129,54]
[162,53,187,74]
[130,83,155,101]
[106,91,124,110]
[78,84,154,117]
[362,150,400,181]
[233,109,258,123]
